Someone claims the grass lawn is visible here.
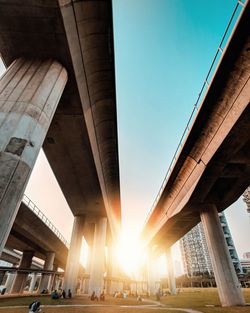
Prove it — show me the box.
[158,288,250,312]
[0,288,250,313]
[0,295,140,307]
[0,308,185,313]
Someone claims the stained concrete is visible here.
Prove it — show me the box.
[6,201,68,269]
[0,0,121,240]
[201,205,245,306]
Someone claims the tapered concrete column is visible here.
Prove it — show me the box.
[64,216,85,295]
[0,58,68,256]
[147,252,157,295]
[5,272,16,293]
[11,250,34,293]
[0,271,6,285]
[89,217,107,297]
[29,273,38,292]
[38,252,55,292]
[200,205,245,306]
[166,247,176,295]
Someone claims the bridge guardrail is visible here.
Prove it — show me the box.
[144,0,247,225]
[22,194,69,248]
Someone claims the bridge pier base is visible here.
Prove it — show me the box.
[64,216,85,296]
[0,58,67,256]
[11,250,34,294]
[89,217,107,297]
[38,251,55,292]
[166,247,176,295]
[5,272,15,293]
[200,205,245,307]
[29,273,38,292]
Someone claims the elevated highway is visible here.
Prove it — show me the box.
[0,0,120,295]
[7,196,68,270]
[142,1,250,307]
[143,0,250,251]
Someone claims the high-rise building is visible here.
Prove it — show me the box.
[243,252,250,259]
[180,212,243,277]
[180,222,212,277]
[243,187,250,214]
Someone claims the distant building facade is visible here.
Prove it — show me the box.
[243,252,250,259]
[180,212,243,277]
[243,187,250,214]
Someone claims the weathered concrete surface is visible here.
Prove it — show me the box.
[11,250,33,294]
[89,217,107,296]
[38,251,55,292]
[0,58,67,256]
[0,0,121,239]
[166,247,176,295]
[6,202,68,269]
[1,248,43,269]
[63,216,85,295]
[201,205,245,306]
[143,1,250,249]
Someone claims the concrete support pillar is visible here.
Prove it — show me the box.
[0,271,6,285]
[64,216,85,295]
[166,247,176,295]
[55,276,61,290]
[0,58,68,256]
[29,273,38,292]
[89,217,107,297]
[147,252,157,295]
[200,205,245,306]
[39,252,55,292]
[5,272,16,293]
[11,250,34,293]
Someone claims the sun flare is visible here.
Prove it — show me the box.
[114,232,147,278]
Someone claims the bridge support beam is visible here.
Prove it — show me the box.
[0,271,6,285]
[64,216,85,296]
[166,247,176,295]
[29,273,38,293]
[147,251,158,295]
[200,205,245,307]
[89,217,107,297]
[11,250,34,294]
[38,252,55,292]
[0,58,67,256]
[5,272,15,293]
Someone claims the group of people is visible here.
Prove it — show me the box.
[51,289,72,299]
[90,291,105,301]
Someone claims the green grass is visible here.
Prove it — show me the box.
[0,295,140,307]
[158,288,250,312]
[0,308,185,313]
[0,288,250,313]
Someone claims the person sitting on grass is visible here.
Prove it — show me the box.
[68,289,72,298]
[51,290,59,299]
[28,300,41,313]
[90,291,98,301]
[62,289,66,299]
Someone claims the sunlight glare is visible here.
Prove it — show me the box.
[114,231,147,279]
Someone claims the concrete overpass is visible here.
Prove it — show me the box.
[1,195,69,294]
[0,0,120,295]
[142,1,250,307]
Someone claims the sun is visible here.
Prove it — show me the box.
[114,231,146,278]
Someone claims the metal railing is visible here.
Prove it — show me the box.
[144,0,247,225]
[22,194,69,248]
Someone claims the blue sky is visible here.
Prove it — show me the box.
[112,0,249,254]
[0,0,248,270]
